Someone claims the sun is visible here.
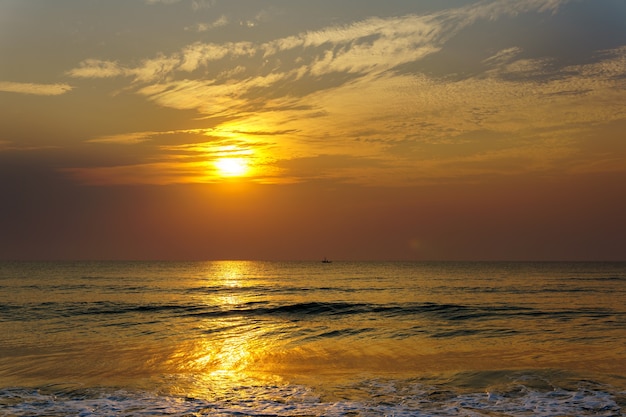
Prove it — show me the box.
[214,157,249,177]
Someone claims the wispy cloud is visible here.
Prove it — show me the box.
[482,47,523,66]
[144,0,182,5]
[66,0,573,89]
[186,15,229,32]
[86,132,158,144]
[0,81,73,96]
[0,140,60,152]
[457,0,570,23]
[64,0,625,186]
[86,127,233,146]
[69,127,281,185]
[67,59,125,79]
[191,0,216,11]
[64,162,198,186]
[145,0,216,10]
[67,13,444,82]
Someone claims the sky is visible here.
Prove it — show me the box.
[1,0,625,261]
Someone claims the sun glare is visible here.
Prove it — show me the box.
[214,157,249,177]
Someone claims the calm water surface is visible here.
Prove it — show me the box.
[0,261,625,416]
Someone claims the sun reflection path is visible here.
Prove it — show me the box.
[187,262,281,386]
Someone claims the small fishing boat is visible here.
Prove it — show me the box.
[322,257,332,263]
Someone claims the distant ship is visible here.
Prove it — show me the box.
[322,257,332,263]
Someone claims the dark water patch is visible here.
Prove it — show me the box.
[59,302,202,320]
[0,301,205,322]
[431,327,521,339]
[275,326,378,343]
[569,275,626,282]
[184,284,379,296]
[396,302,536,321]
[5,298,621,326]
[316,327,375,340]
[186,301,375,321]
[0,303,16,319]
[431,328,482,338]
[270,301,368,315]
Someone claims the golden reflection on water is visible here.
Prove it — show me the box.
[164,261,283,395]
[2,261,626,397]
[120,261,626,397]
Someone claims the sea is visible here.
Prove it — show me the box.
[0,261,625,416]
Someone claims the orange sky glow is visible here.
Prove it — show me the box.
[1,0,625,260]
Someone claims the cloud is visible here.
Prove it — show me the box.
[0,140,60,152]
[69,0,576,84]
[67,14,445,82]
[86,128,228,146]
[64,162,197,186]
[459,0,571,22]
[68,0,573,88]
[68,42,254,81]
[186,15,229,32]
[0,81,73,96]
[62,0,626,186]
[67,59,126,78]
[144,0,182,4]
[145,0,217,11]
[86,132,157,144]
[191,0,216,11]
[68,128,282,185]
[136,70,297,116]
[178,42,238,72]
[132,54,182,83]
[482,47,523,66]
[68,55,183,82]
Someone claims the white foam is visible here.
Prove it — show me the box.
[0,383,623,417]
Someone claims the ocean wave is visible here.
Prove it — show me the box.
[2,299,621,324]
